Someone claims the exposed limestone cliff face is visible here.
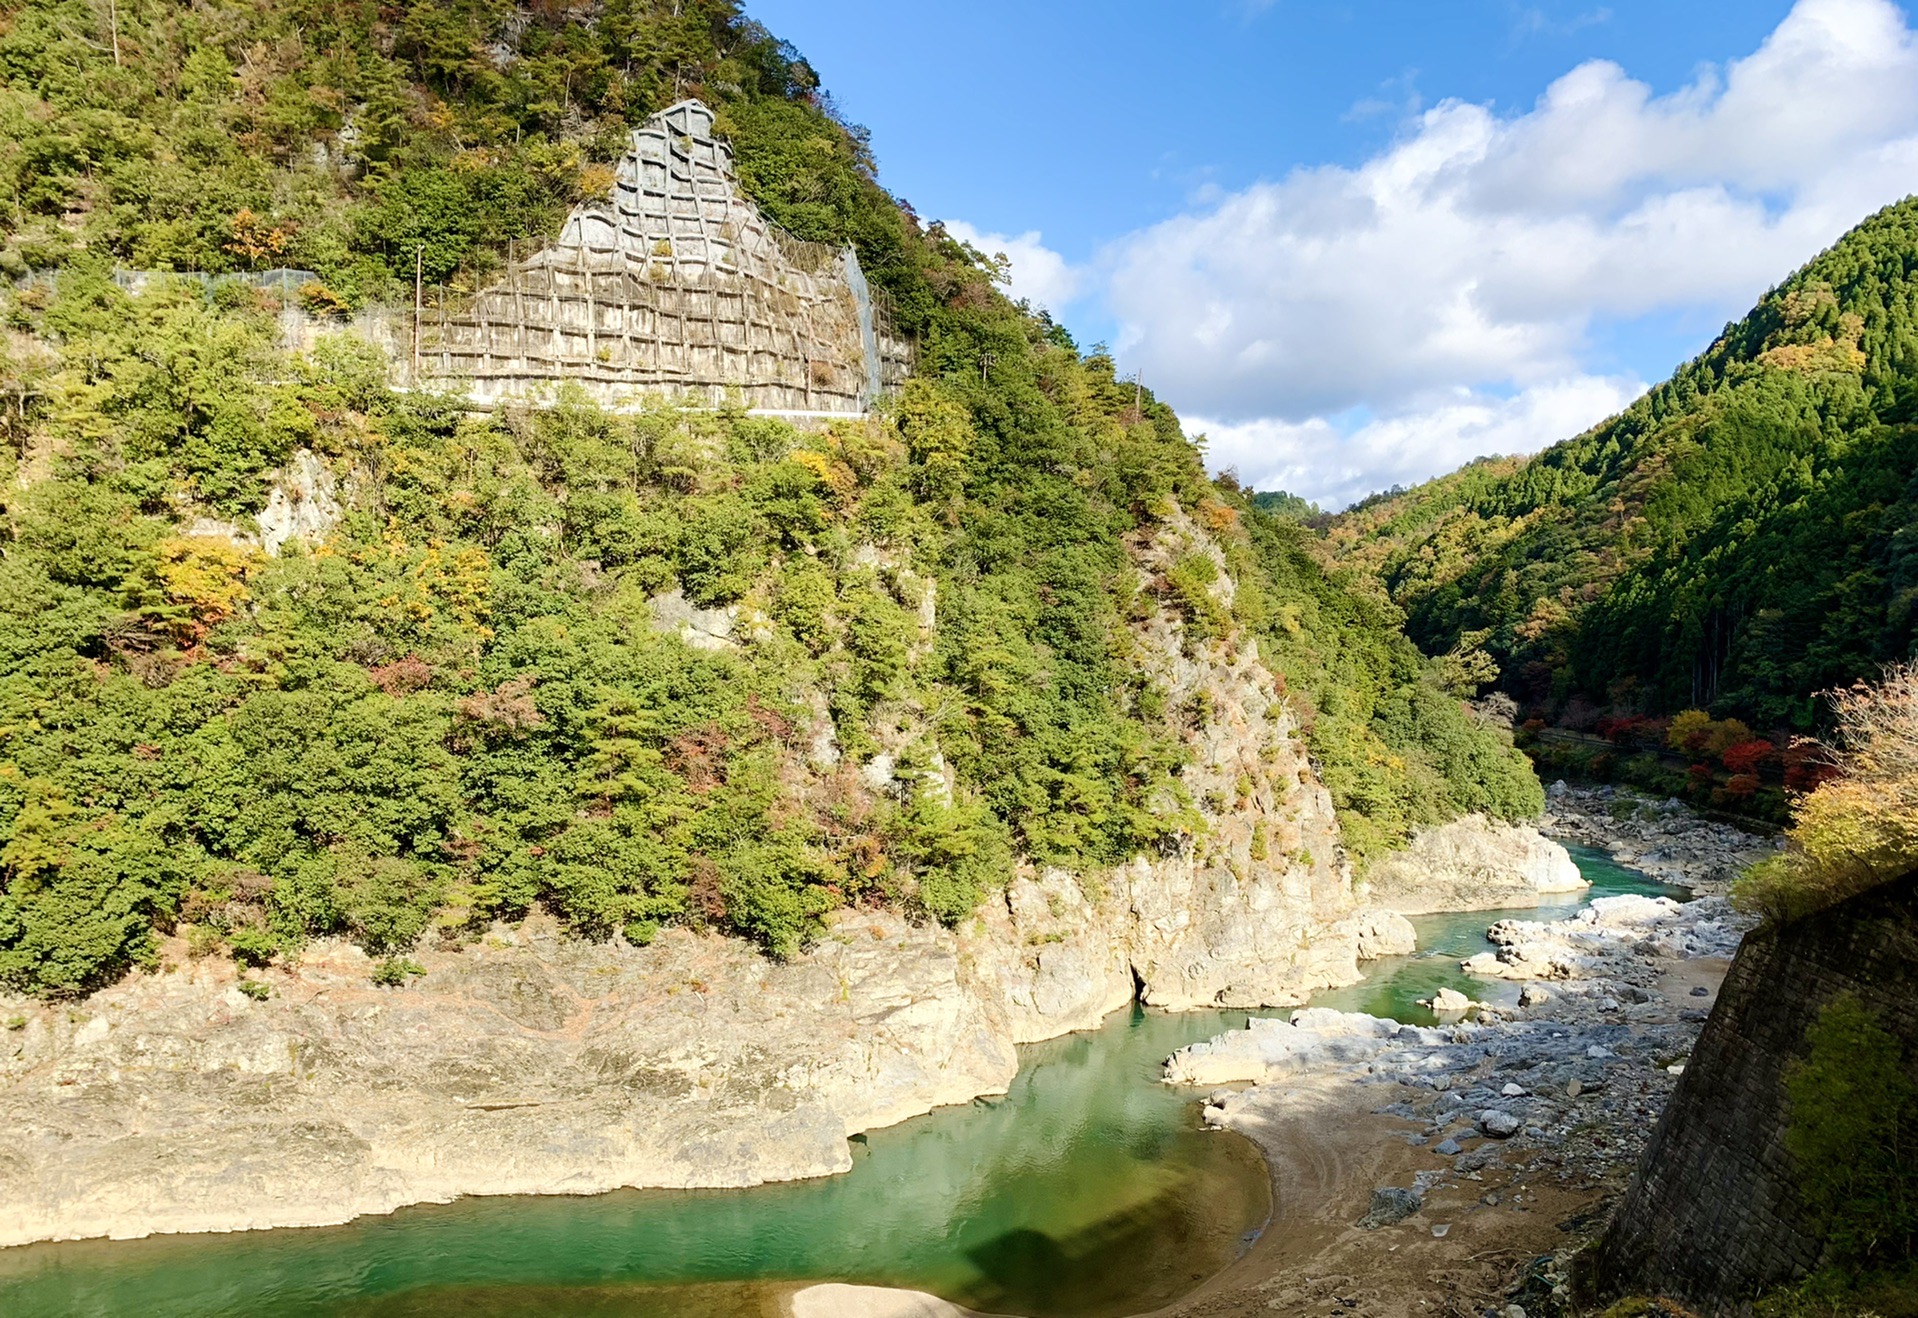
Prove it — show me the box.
[0,912,1016,1247]
[0,818,1394,1250]
[183,447,350,556]
[1360,814,1586,915]
[957,511,1413,1038]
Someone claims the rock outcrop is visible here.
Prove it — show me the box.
[1462,894,1746,983]
[182,447,351,556]
[0,911,1017,1247]
[1594,870,1918,1311]
[789,1283,985,1318]
[1361,814,1587,914]
[958,511,1412,1041]
[1163,1008,1439,1087]
[0,819,1406,1250]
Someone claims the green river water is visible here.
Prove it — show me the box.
[0,845,1681,1318]
[1315,843,1687,1025]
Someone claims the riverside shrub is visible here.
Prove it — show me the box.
[1786,994,1918,1266]
[1735,663,1918,924]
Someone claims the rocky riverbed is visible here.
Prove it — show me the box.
[1541,781,1776,894]
[1158,883,1754,1316]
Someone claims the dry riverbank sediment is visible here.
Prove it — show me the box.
[1148,893,1750,1317]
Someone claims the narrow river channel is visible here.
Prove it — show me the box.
[0,845,1682,1318]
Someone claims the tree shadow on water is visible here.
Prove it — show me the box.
[961,1211,1214,1318]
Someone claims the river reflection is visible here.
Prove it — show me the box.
[0,1007,1269,1318]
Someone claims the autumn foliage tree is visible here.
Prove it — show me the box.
[1735,663,1918,923]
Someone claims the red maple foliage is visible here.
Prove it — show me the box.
[1720,739,1776,775]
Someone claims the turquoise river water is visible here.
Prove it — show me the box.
[0,845,1681,1318]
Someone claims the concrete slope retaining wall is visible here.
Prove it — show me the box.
[1594,870,1918,1312]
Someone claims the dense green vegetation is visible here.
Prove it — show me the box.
[1751,993,1918,1318]
[1222,482,1540,857]
[0,0,1537,996]
[1327,199,1918,737]
[1785,995,1916,1271]
[1247,489,1322,522]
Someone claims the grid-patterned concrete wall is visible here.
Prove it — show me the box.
[1594,871,1918,1312]
[413,100,911,413]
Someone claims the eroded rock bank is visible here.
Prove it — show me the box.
[0,845,1411,1251]
[1361,814,1587,915]
[0,912,1008,1248]
[0,795,1560,1255]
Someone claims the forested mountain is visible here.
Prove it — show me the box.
[1328,198,1918,737]
[0,0,1534,996]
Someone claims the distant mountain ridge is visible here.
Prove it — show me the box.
[1325,196,1918,734]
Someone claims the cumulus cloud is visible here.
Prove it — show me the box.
[1193,375,1645,513]
[944,220,1084,312]
[1103,0,1918,507]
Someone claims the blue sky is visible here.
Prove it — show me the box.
[753,0,1918,507]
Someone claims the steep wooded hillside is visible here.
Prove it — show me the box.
[1327,198,1918,735]
[0,0,1536,997]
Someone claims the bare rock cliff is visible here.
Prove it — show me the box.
[1361,813,1586,915]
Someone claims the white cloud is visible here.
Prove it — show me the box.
[944,221,1084,312]
[1193,374,1644,511]
[1101,0,1918,506]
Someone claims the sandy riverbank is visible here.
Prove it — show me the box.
[1143,896,1746,1317]
[785,1283,999,1317]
